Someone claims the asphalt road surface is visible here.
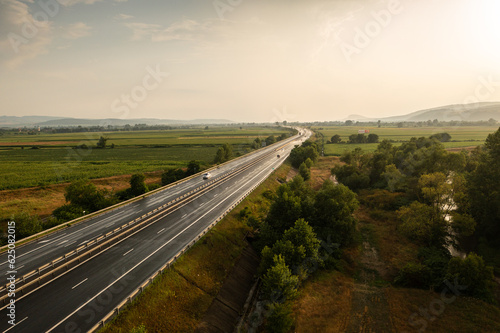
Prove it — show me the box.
[0,129,310,332]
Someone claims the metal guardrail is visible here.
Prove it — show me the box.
[0,136,298,304]
[89,162,272,332]
[0,130,300,254]
[0,175,228,303]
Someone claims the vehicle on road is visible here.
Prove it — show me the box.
[203,172,211,179]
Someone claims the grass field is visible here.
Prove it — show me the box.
[314,126,498,156]
[0,127,284,147]
[0,127,290,190]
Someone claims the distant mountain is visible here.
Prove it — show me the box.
[0,116,234,127]
[0,116,63,127]
[343,102,500,123]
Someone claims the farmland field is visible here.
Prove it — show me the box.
[315,126,499,155]
[0,126,291,190]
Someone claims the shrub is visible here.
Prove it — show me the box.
[446,253,495,302]
[11,212,43,239]
[394,262,432,288]
[261,255,299,303]
[53,204,84,222]
[265,302,294,333]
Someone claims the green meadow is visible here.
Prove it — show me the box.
[315,126,498,155]
[0,127,290,190]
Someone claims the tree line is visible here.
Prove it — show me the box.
[238,140,359,331]
[331,127,500,302]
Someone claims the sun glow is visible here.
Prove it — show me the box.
[464,0,500,64]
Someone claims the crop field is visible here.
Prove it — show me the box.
[0,127,290,190]
[315,126,499,156]
[0,127,284,147]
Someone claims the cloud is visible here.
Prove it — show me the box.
[57,0,126,6]
[124,18,215,42]
[0,0,53,68]
[62,22,92,39]
[58,0,103,6]
[115,13,133,20]
[124,22,162,41]
[152,18,206,42]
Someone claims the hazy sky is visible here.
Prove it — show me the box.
[1,0,500,122]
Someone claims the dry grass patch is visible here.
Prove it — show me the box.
[0,171,162,230]
[101,269,213,333]
[354,206,419,281]
[293,270,353,332]
[310,156,338,189]
[386,286,500,333]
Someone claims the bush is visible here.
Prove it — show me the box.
[161,168,185,186]
[265,302,294,333]
[394,262,432,288]
[261,255,299,303]
[299,162,311,181]
[130,173,148,196]
[53,204,84,222]
[148,183,161,191]
[43,217,63,230]
[238,206,251,220]
[11,212,43,239]
[446,253,495,302]
[418,247,451,288]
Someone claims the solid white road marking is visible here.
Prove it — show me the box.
[122,248,134,256]
[71,278,88,290]
[45,140,297,332]
[4,317,28,332]
[78,240,89,246]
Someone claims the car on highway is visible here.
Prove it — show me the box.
[203,172,211,179]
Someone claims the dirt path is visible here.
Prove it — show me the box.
[345,221,395,333]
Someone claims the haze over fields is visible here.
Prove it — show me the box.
[1,0,500,122]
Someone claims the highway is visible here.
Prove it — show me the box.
[0,129,310,332]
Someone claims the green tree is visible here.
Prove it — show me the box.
[266,135,276,146]
[161,168,184,185]
[367,133,379,143]
[261,255,299,303]
[289,143,319,168]
[96,136,108,149]
[213,146,225,164]
[330,134,342,143]
[312,181,358,244]
[299,162,311,181]
[222,143,233,161]
[466,127,500,241]
[260,219,321,277]
[398,201,445,247]
[446,253,495,302]
[130,173,148,196]
[214,144,233,164]
[265,302,294,333]
[251,137,262,150]
[64,180,108,212]
[430,132,452,142]
[11,212,42,239]
[53,204,84,222]
[304,157,313,168]
[185,160,201,176]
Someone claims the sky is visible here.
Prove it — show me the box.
[1,0,500,123]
